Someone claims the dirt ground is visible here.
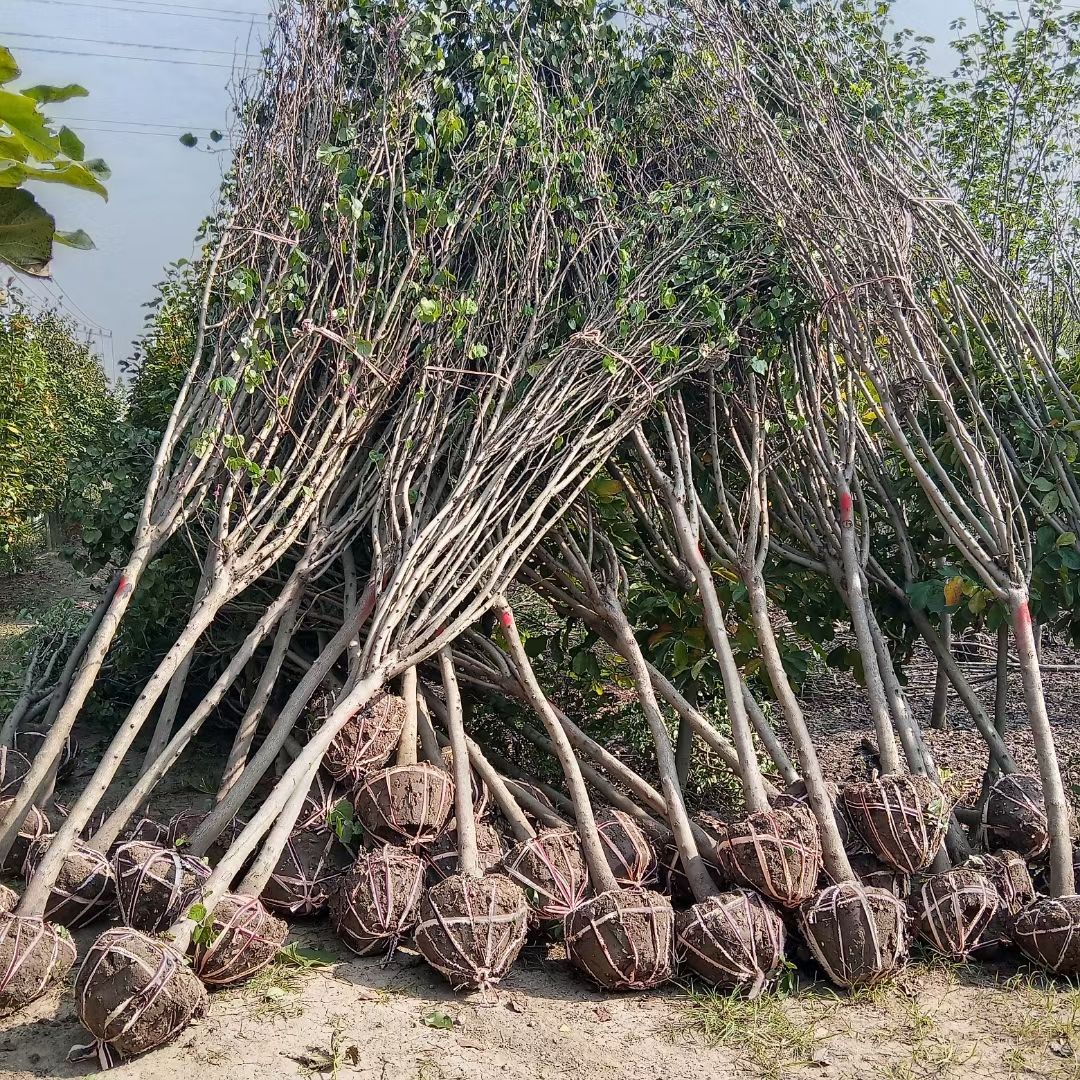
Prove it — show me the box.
[2,557,1080,1080]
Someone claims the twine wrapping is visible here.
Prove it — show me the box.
[261,826,349,917]
[422,822,505,883]
[504,828,589,920]
[564,886,674,991]
[113,841,210,933]
[0,799,51,875]
[296,772,346,833]
[192,893,287,987]
[0,913,77,1015]
[676,888,786,996]
[0,747,30,799]
[910,868,1000,960]
[414,873,528,991]
[596,810,658,887]
[1012,896,1080,977]
[354,763,454,847]
[798,882,908,989]
[309,689,406,784]
[24,835,115,929]
[72,927,208,1067]
[14,728,77,780]
[329,845,425,957]
[981,774,1051,859]
[842,775,951,874]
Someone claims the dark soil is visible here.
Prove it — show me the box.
[504,828,589,920]
[354,763,454,847]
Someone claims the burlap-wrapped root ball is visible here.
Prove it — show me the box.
[191,893,287,987]
[798,883,908,988]
[422,822,505,883]
[661,814,726,903]
[971,850,1033,954]
[596,810,657,887]
[0,799,50,874]
[354,763,454,847]
[13,727,77,781]
[1012,895,1080,976]
[165,810,246,867]
[23,835,115,929]
[564,886,674,990]
[505,780,557,825]
[82,811,168,850]
[310,688,405,784]
[846,851,911,900]
[772,779,854,851]
[910,868,1000,960]
[0,913,76,1015]
[296,772,346,833]
[329,845,425,957]
[676,888,786,996]
[504,828,589,921]
[113,841,211,933]
[981,774,1051,859]
[0,884,16,914]
[76,927,208,1064]
[713,806,822,907]
[441,747,489,821]
[261,826,349,917]
[842,775,950,874]
[0,746,31,799]
[414,873,528,991]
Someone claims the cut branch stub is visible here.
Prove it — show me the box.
[596,809,658,888]
[713,806,822,907]
[329,845,425,958]
[564,886,675,991]
[842,775,951,874]
[422,822,506,884]
[260,826,349,917]
[0,747,31,799]
[910,868,1000,961]
[1012,896,1080,976]
[675,888,786,996]
[0,800,50,875]
[353,763,454,847]
[0,914,76,1015]
[23,835,114,929]
[191,894,287,987]
[798,883,909,988]
[76,927,208,1064]
[311,689,406,785]
[504,827,589,921]
[441,746,490,821]
[112,842,211,934]
[982,774,1052,859]
[413,872,528,992]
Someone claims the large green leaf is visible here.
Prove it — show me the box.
[0,133,29,163]
[19,160,108,199]
[54,228,94,250]
[0,89,60,160]
[0,188,55,276]
[0,162,26,187]
[0,48,20,86]
[57,126,84,161]
[21,83,89,104]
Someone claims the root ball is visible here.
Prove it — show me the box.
[329,845,425,956]
[676,888,786,995]
[112,841,211,933]
[297,772,346,833]
[354,763,454,847]
[312,689,406,784]
[414,872,528,991]
[0,747,30,799]
[1012,895,1080,976]
[13,728,77,780]
[910,868,1000,960]
[846,851,910,900]
[564,886,674,991]
[713,806,822,907]
[422,821,505,883]
[0,913,76,1015]
[596,810,658,887]
[76,927,208,1062]
[798,882,909,988]
[504,828,589,920]
[165,810,246,867]
[842,775,950,874]
[23,835,114,929]
[982,774,1051,859]
[191,894,287,987]
[261,826,349,917]
[0,799,50,874]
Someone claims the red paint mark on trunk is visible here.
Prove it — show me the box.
[499,610,512,629]
[1015,600,1032,627]
[117,576,128,594]
[839,491,853,525]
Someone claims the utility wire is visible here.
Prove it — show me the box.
[83,0,267,15]
[13,45,254,70]
[5,31,261,58]
[12,0,261,25]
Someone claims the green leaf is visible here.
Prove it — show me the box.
[187,903,207,923]
[0,48,20,86]
[0,88,60,160]
[54,228,94,250]
[209,129,223,142]
[1056,532,1076,548]
[19,161,108,200]
[0,188,54,275]
[422,1009,454,1031]
[179,132,198,148]
[276,942,336,969]
[22,83,88,104]
[57,126,85,161]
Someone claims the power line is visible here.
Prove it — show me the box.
[89,0,268,15]
[13,0,261,25]
[58,116,230,131]
[5,31,261,58]
[13,45,255,70]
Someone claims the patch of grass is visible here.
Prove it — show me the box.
[242,962,305,1020]
[993,969,1080,1078]
[673,984,825,1080]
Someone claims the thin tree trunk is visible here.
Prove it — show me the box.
[439,649,479,877]
[931,609,951,730]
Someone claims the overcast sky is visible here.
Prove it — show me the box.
[7,0,971,380]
